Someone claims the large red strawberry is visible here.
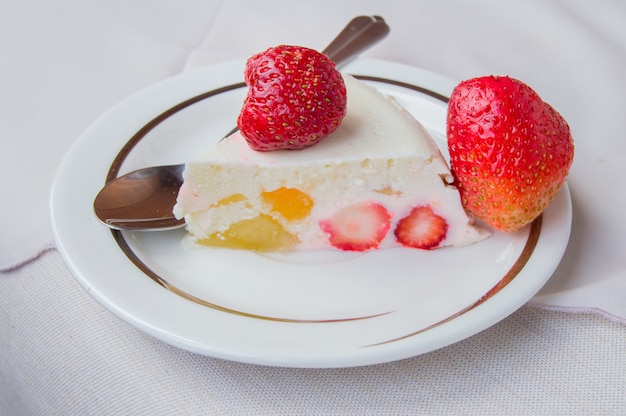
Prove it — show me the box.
[237,45,347,151]
[447,76,574,232]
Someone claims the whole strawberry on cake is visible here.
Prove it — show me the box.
[174,45,490,251]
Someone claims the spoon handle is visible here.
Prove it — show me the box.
[322,16,389,68]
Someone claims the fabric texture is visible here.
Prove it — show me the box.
[1,250,625,415]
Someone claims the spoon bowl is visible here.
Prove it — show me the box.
[94,164,185,230]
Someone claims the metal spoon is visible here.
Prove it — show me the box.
[94,15,390,231]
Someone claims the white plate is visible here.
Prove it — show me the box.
[50,59,572,368]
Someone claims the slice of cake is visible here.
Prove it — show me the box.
[173,73,489,251]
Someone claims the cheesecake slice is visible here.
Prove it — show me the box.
[173,75,489,251]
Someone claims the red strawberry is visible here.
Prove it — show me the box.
[237,45,347,151]
[447,76,574,232]
[394,206,448,250]
[319,202,391,251]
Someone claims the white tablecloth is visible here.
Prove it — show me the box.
[2,1,625,414]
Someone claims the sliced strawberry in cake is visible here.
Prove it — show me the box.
[319,202,391,251]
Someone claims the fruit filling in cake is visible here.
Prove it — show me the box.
[173,45,490,252]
